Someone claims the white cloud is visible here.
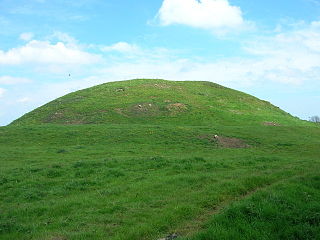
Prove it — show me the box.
[17,97,31,103]
[0,76,33,85]
[100,42,175,62]
[242,21,320,84]
[0,40,101,65]
[49,31,78,46]
[96,22,320,86]
[65,22,320,89]
[0,88,6,98]
[20,32,34,41]
[102,42,140,54]
[96,58,252,87]
[156,0,246,32]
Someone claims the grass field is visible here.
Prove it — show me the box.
[1,79,320,240]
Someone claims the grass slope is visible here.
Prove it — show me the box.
[11,79,302,126]
[1,79,320,240]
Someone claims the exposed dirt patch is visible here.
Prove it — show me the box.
[64,120,87,125]
[44,111,65,123]
[154,83,171,88]
[116,87,125,92]
[166,103,188,114]
[229,109,243,115]
[198,135,249,148]
[134,103,154,111]
[127,102,188,116]
[158,233,179,240]
[216,136,249,148]
[263,121,281,126]
[130,103,160,116]
[142,83,171,89]
[52,111,64,118]
[198,134,216,142]
[216,99,227,106]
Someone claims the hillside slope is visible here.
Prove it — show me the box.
[11,79,301,126]
[1,79,319,240]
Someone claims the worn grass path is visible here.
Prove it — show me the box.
[173,168,320,239]
[179,172,320,240]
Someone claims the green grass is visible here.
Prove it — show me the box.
[1,79,320,240]
[11,79,304,126]
[181,174,320,240]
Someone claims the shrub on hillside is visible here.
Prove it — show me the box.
[309,116,320,123]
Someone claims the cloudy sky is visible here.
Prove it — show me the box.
[1,0,320,126]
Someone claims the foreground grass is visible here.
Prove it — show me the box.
[1,123,320,240]
[182,174,320,240]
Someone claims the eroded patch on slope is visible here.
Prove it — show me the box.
[198,134,249,148]
[263,121,281,126]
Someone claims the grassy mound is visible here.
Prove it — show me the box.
[1,79,319,240]
[11,79,302,126]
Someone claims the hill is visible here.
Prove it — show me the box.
[11,79,301,126]
[1,79,319,240]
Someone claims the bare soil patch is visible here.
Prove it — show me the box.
[44,111,66,123]
[263,121,281,126]
[129,103,160,116]
[229,109,243,115]
[198,134,249,148]
[216,136,249,148]
[64,120,87,125]
[166,103,188,114]
[142,83,171,89]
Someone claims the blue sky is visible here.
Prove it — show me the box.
[1,0,320,125]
